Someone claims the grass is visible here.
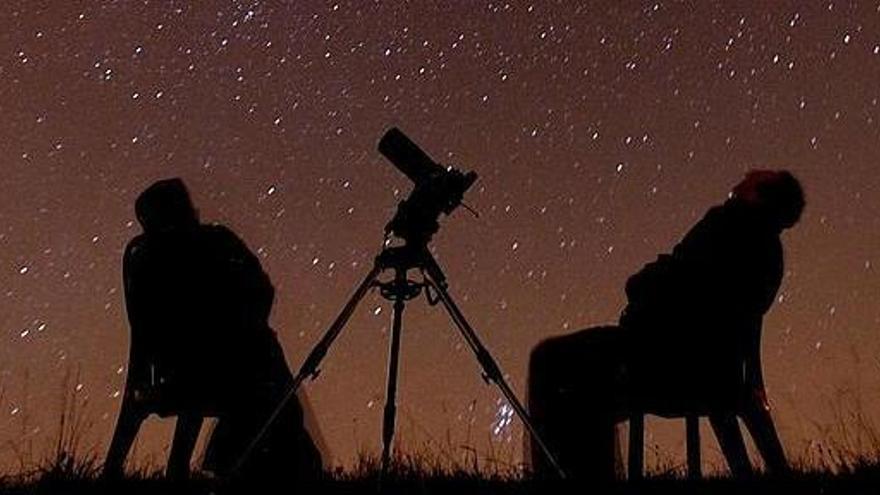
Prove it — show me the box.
[1,442,880,495]
[5,377,880,493]
[2,454,880,495]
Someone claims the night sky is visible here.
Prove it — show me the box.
[1,1,879,472]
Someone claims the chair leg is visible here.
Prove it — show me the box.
[685,415,701,479]
[709,413,753,478]
[628,414,644,480]
[167,414,204,479]
[740,397,788,474]
[104,395,146,478]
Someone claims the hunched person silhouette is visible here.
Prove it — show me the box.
[104,178,322,482]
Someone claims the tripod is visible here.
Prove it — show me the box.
[233,242,566,479]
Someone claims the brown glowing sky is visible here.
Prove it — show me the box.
[1,1,879,471]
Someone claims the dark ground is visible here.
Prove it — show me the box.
[6,459,880,495]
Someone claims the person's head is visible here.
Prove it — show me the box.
[732,170,805,230]
[135,178,199,233]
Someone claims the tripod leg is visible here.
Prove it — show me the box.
[230,265,381,477]
[381,298,405,475]
[426,277,567,479]
[296,265,383,384]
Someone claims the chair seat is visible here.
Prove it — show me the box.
[627,395,727,419]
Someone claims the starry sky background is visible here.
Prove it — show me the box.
[1,0,879,473]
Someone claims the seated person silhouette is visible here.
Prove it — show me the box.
[528,170,804,480]
[104,178,322,481]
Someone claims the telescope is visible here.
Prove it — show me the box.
[378,128,477,246]
[235,128,565,480]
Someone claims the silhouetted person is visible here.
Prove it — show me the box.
[623,170,802,474]
[104,178,322,482]
[529,170,803,480]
